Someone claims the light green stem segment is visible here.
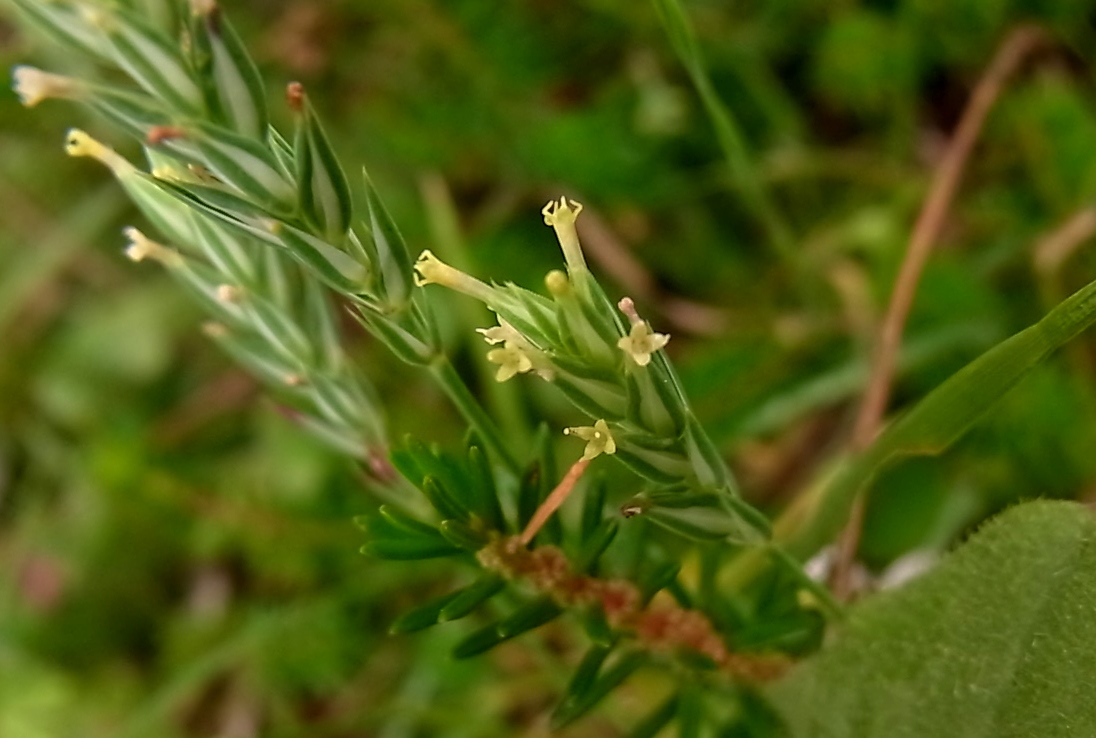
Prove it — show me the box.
[430,356,522,477]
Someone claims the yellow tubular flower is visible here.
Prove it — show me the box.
[542,197,587,276]
[64,129,134,177]
[563,419,617,460]
[122,227,183,268]
[12,66,80,107]
[413,250,497,304]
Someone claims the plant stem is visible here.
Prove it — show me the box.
[768,544,844,622]
[430,355,522,477]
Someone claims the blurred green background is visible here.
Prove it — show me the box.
[4,0,1096,735]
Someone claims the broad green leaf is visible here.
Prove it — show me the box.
[770,501,1096,737]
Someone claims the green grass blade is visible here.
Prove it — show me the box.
[789,276,1096,558]
[651,0,794,260]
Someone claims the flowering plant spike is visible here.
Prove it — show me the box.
[10,2,791,734]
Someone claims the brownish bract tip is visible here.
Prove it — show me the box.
[286,81,305,113]
[146,125,187,145]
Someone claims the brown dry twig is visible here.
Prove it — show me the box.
[830,26,1048,599]
[1033,206,1096,277]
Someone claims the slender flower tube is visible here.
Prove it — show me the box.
[67,129,199,249]
[542,197,587,277]
[64,128,133,176]
[12,66,82,107]
[413,250,497,304]
[122,227,183,268]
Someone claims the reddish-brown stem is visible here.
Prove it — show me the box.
[831,26,1046,599]
[520,458,590,546]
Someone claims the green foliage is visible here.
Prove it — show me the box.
[771,501,1096,737]
[5,0,1096,735]
[781,270,1096,559]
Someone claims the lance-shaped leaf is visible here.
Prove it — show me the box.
[451,622,506,660]
[97,6,205,115]
[291,84,353,243]
[353,310,435,366]
[242,292,315,366]
[624,490,768,544]
[420,476,467,522]
[205,324,302,389]
[782,273,1096,560]
[363,171,414,306]
[299,276,343,371]
[517,460,542,533]
[389,590,463,634]
[438,519,488,551]
[357,508,461,560]
[309,371,385,444]
[172,260,246,324]
[627,694,678,738]
[191,2,268,138]
[580,474,607,540]
[683,413,731,490]
[64,132,201,249]
[271,223,369,292]
[495,597,564,639]
[438,575,507,622]
[185,121,295,209]
[676,685,706,738]
[168,184,369,298]
[9,0,111,60]
[466,444,505,531]
[574,520,618,573]
[636,559,682,604]
[187,209,258,287]
[451,597,563,659]
[580,604,614,646]
[557,644,613,715]
[551,650,648,729]
[57,83,177,143]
